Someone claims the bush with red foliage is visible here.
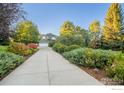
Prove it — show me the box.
[8,42,30,56]
[27,43,38,49]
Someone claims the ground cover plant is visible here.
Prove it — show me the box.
[0,52,24,80]
[0,46,8,52]
[0,42,39,80]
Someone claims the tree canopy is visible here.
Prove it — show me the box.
[0,3,25,44]
[14,21,41,44]
[89,20,100,33]
[103,3,124,42]
[60,21,75,36]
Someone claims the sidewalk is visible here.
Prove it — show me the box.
[0,47,103,85]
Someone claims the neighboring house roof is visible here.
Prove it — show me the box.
[41,33,58,40]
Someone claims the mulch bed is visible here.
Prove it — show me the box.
[80,67,106,81]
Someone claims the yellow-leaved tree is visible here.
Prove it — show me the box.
[103,3,124,42]
[15,21,41,44]
[60,21,75,36]
[89,20,100,33]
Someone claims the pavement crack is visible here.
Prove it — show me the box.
[46,52,51,85]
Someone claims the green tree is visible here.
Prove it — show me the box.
[76,27,90,47]
[75,26,81,32]
[58,34,84,46]
[14,21,41,44]
[89,20,101,48]
[60,21,75,36]
[80,29,90,47]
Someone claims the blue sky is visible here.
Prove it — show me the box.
[22,3,124,35]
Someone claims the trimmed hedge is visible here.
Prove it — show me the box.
[0,52,24,78]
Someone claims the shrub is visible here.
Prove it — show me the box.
[0,46,8,52]
[114,61,124,84]
[63,48,85,65]
[27,43,39,54]
[0,52,24,78]
[8,42,30,56]
[53,43,67,54]
[48,40,56,47]
[66,45,81,52]
[27,43,38,49]
[63,48,118,69]
[106,62,124,84]
[52,42,81,53]
[106,58,124,84]
[106,65,116,78]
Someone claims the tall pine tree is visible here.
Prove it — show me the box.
[103,3,124,43]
